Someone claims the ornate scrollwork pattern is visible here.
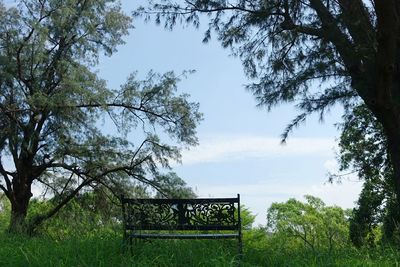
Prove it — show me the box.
[185,202,236,226]
[124,199,238,230]
[126,202,179,229]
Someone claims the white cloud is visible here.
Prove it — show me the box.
[189,155,362,226]
[196,179,362,226]
[181,135,337,165]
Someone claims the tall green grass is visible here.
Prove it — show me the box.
[1,196,400,266]
[1,230,400,266]
[0,232,239,267]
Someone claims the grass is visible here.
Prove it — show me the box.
[0,232,238,267]
[1,230,400,266]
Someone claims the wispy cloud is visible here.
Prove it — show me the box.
[187,151,362,226]
[196,179,362,226]
[181,135,337,165]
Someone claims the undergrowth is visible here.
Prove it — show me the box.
[1,230,400,266]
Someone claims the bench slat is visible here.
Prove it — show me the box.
[122,197,238,204]
[131,233,239,239]
[125,225,239,231]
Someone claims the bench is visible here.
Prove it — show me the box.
[120,194,242,256]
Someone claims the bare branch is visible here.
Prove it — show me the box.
[36,177,60,196]
[0,158,12,194]
[0,184,8,197]
[60,172,75,196]
[28,175,95,232]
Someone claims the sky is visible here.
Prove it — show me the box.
[95,1,363,225]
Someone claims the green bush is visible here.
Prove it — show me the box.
[30,193,121,239]
[267,195,350,253]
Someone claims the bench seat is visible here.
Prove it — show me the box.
[130,233,240,239]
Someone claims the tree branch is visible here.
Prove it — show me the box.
[72,102,178,124]
[28,152,164,232]
[308,0,367,97]
[337,0,375,50]
[0,158,12,194]
[0,184,8,197]
[155,1,284,16]
[36,177,60,196]
[130,173,168,198]
[60,172,75,196]
[28,175,95,233]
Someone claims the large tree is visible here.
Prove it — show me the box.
[0,0,201,234]
[336,105,398,245]
[140,0,400,221]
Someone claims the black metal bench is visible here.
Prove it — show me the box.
[120,194,242,256]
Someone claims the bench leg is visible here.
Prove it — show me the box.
[129,236,133,255]
[121,232,128,253]
[238,235,243,266]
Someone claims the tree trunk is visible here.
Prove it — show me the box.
[8,182,33,234]
[384,125,400,210]
[387,136,400,206]
[371,105,400,238]
[383,132,400,240]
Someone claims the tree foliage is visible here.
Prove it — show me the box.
[337,105,399,246]
[267,195,349,252]
[0,0,202,233]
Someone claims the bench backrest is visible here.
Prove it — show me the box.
[121,195,241,231]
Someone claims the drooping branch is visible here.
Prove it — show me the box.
[281,85,357,141]
[28,174,96,233]
[73,102,179,124]
[6,102,186,125]
[28,156,167,231]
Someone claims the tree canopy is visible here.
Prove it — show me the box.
[0,0,202,234]
[267,195,349,252]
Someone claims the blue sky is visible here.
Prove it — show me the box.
[95,1,362,225]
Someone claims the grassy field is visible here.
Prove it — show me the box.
[1,230,400,267]
[1,196,399,266]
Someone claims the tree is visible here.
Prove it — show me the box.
[240,205,256,230]
[267,195,349,252]
[153,172,196,198]
[0,0,202,234]
[140,0,400,224]
[336,104,398,245]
